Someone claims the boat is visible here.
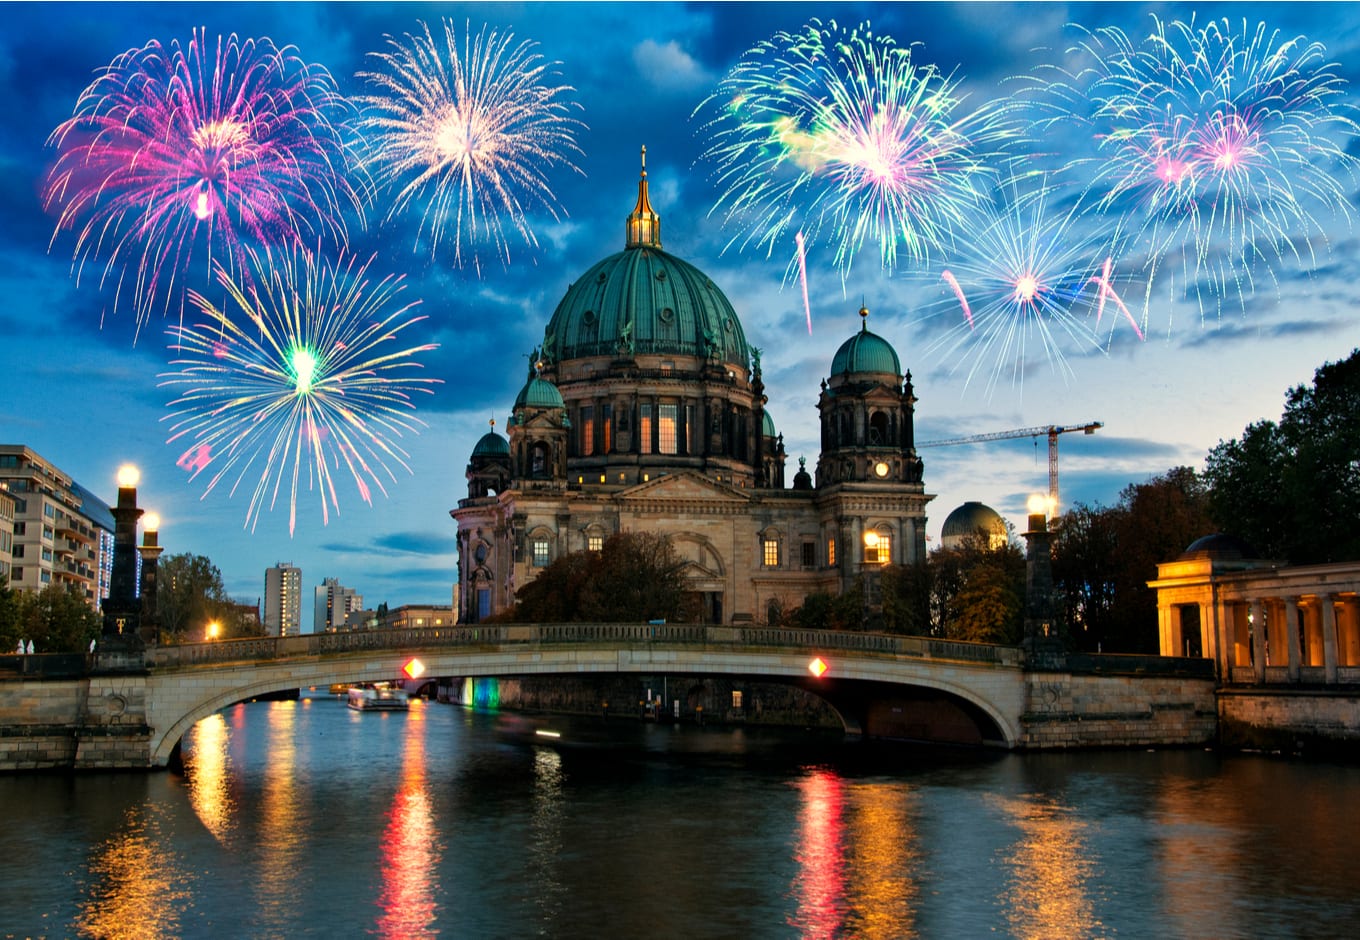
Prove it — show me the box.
[346,685,410,711]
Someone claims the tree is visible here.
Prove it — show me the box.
[925,535,1026,644]
[157,553,242,642]
[1052,466,1214,653]
[17,583,101,653]
[1205,348,1360,564]
[0,576,21,652]
[512,531,688,623]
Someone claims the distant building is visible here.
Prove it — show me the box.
[313,577,363,633]
[0,444,113,608]
[0,488,14,583]
[263,562,302,636]
[940,502,1009,551]
[384,605,457,630]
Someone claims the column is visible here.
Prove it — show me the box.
[1322,593,1339,684]
[1157,604,1176,658]
[1216,597,1234,682]
[1285,597,1301,683]
[1250,599,1266,682]
[1200,601,1218,664]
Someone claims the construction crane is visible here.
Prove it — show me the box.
[917,421,1103,511]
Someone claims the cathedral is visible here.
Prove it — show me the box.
[451,155,933,624]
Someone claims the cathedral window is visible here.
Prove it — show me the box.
[801,542,816,568]
[763,538,779,567]
[588,535,603,552]
[863,530,891,564]
[659,404,678,454]
[580,406,595,456]
[828,537,836,567]
[640,404,653,454]
[531,538,551,567]
[601,404,612,453]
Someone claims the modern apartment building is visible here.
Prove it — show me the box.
[0,445,114,608]
[263,562,303,636]
[313,577,362,633]
[0,488,14,583]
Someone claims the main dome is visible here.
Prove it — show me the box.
[540,150,750,368]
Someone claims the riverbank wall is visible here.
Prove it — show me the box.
[1218,688,1360,758]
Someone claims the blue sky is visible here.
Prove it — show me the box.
[3,2,1359,609]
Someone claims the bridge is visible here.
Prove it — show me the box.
[1,624,1217,770]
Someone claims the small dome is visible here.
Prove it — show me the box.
[942,501,1007,549]
[514,375,566,411]
[1181,533,1260,561]
[830,314,901,377]
[792,457,813,491]
[472,430,509,457]
[761,409,777,438]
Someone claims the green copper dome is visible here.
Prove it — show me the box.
[762,409,777,438]
[830,310,900,377]
[472,430,509,457]
[514,375,566,411]
[539,151,749,367]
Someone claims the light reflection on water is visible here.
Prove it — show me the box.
[4,695,1360,938]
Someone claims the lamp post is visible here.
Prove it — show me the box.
[100,464,144,651]
[1022,494,1063,663]
[138,512,163,646]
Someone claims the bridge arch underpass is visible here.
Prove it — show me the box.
[145,627,1027,767]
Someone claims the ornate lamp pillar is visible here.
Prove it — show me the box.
[138,512,163,646]
[100,464,144,651]
[1022,495,1064,664]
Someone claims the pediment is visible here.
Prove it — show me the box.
[618,470,750,503]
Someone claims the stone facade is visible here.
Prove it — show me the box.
[1020,672,1218,749]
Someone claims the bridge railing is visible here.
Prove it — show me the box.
[148,623,1022,668]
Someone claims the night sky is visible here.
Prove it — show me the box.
[3,2,1358,610]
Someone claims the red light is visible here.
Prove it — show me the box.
[808,657,828,678]
[403,658,426,679]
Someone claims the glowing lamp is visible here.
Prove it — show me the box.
[207,621,220,641]
[403,658,426,680]
[863,531,879,548]
[143,513,160,534]
[808,657,829,678]
[1026,493,1048,516]
[117,464,140,488]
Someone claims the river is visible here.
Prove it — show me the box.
[2,690,1357,939]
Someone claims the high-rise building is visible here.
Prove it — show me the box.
[0,444,114,608]
[313,577,362,633]
[263,562,302,636]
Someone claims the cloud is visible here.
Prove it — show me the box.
[632,39,713,92]
[323,530,456,557]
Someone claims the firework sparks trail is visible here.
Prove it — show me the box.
[43,29,360,340]
[1089,257,1145,340]
[794,231,812,334]
[1021,15,1359,320]
[695,17,1006,281]
[356,18,585,271]
[917,183,1137,398]
[161,247,441,535]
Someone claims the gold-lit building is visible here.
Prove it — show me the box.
[451,157,933,624]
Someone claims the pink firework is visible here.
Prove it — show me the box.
[44,29,360,339]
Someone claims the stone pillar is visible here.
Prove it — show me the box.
[1321,593,1339,684]
[1285,597,1301,683]
[1022,510,1062,662]
[1158,604,1175,657]
[1216,597,1234,680]
[100,469,144,652]
[1200,601,1218,665]
[1250,599,1266,681]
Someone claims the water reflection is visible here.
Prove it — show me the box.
[184,712,235,843]
[787,769,847,938]
[376,704,440,939]
[528,747,566,924]
[841,784,921,939]
[255,701,303,922]
[993,793,1097,939]
[75,805,192,939]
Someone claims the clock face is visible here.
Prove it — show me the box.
[874,461,889,478]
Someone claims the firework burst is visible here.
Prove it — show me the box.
[918,181,1139,398]
[1025,15,1359,320]
[161,247,440,535]
[356,19,585,271]
[695,18,1005,280]
[44,29,360,339]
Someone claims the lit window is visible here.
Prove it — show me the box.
[532,539,550,567]
[828,538,836,567]
[659,404,678,454]
[731,690,743,709]
[601,404,612,453]
[580,406,595,456]
[763,539,779,567]
[639,404,653,454]
[864,531,891,564]
[588,535,603,552]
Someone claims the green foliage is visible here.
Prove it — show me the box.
[16,583,101,653]
[879,562,932,635]
[1052,466,1214,653]
[925,535,1026,644]
[0,576,21,652]
[512,531,687,623]
[1205,348,1360,563]
[790,581,866,631]
[155,553,257,642]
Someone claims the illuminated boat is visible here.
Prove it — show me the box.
[346,685,410,711]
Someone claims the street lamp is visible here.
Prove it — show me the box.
[101,463,144,650]
[207,621,221,642]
